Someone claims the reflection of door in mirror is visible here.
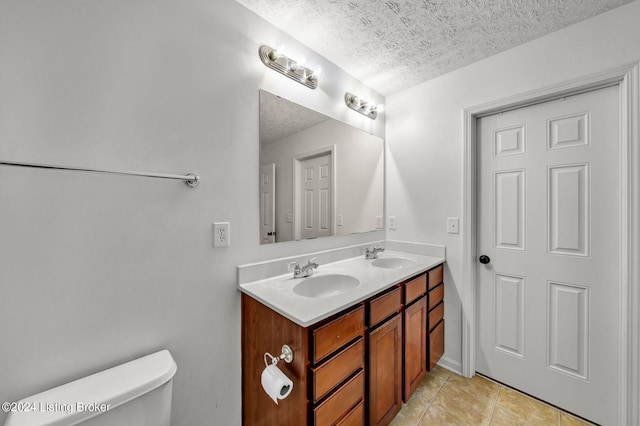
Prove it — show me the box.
[259,90,384,244]
[298,153,332,240]
[260,163,276,244]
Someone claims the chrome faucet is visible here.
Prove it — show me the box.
[365,245,385,259]
[289,257,319,278]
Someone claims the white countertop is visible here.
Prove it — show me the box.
[238,251,445,327]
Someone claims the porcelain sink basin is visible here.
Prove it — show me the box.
[371,257,417,269]
[293,274,360,298]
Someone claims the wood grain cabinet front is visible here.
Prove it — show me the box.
[313,370,365,426]
[241,262,445,426]
[368,313,403,426]
[313,306,365,363]
[311,338,364,402]
[369,286,402,328]
[403,295,427,402]
[426,265,445,371]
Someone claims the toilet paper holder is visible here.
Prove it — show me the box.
[264,344,294,366]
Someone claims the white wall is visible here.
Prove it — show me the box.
[0,1,383,424]
[386,0,640,372]
[261,119,384,242]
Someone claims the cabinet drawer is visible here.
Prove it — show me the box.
[312,338,364,402]
[428,283,444,311]
[313,305,365,363]
[428,319,445,371]
[404,274,427,305]
[428,301,444,331]
[313,370,364,426]
[369,287,402,327]
[428,264,444,290]
[336,400,364,426]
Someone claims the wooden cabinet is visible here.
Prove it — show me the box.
[368,313,402,426]
[313,371,365,425]
[241,261,445,426]
[311,338,364,402]
[429,320,445,370]
[426,264,445,371]
[403,295,427,401]
[312,306,365,363]
[241,296,364,426]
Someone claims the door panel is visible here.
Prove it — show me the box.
[476,85,619,425]
[300,153,332,240]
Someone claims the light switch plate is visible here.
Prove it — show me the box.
[376,216,383,229]
[447,217,459,234]
[336,214,344,226]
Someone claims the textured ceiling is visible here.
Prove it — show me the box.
[236,0,633,96]
[260,90,330,145]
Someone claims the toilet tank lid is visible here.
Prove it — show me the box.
[3,349,177,426]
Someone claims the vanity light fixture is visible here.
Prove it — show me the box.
[345,92,380,120]
[259,45,319,89]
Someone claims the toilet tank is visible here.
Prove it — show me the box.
[4,350,177,426]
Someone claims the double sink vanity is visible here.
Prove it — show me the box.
[239,245,445,425]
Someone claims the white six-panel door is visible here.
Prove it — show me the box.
[476,85,620,425]
[299,153,332,240]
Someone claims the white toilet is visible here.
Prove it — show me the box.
[4,350,177,426]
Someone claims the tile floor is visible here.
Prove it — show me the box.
[390,366,595,426]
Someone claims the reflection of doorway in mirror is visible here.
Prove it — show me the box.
[260,163,276,244]
[294,151,334,240]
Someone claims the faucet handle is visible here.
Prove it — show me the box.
[288,261,300,272]
[307,257,317,265]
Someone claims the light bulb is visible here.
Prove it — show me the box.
[269,44,286,60]
[309,67,322,80]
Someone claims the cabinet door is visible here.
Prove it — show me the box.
[428,319,445,371]
[368,313,402,426]
[403,296,427,401]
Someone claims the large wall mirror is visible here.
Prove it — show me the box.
[259,90,384,244]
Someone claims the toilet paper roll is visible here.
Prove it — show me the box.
[261,364,293,405]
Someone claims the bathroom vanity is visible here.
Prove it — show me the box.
[240,252,444,426]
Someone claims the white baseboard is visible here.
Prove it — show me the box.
[437,355,463,376]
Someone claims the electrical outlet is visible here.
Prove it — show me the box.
[389,216,397,230]
[447,217,459,234]
[376,216,383,229]
[213,222,230,247]
[336,214,344,226]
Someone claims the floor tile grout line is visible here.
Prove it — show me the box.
[476,372,595,424]
[484,385,502,426]
[398,368,597,426]
[413,369,452,426]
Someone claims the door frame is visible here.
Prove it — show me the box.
[462,63,640,425]
[292,145,337,240]
[260,163,276,244]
